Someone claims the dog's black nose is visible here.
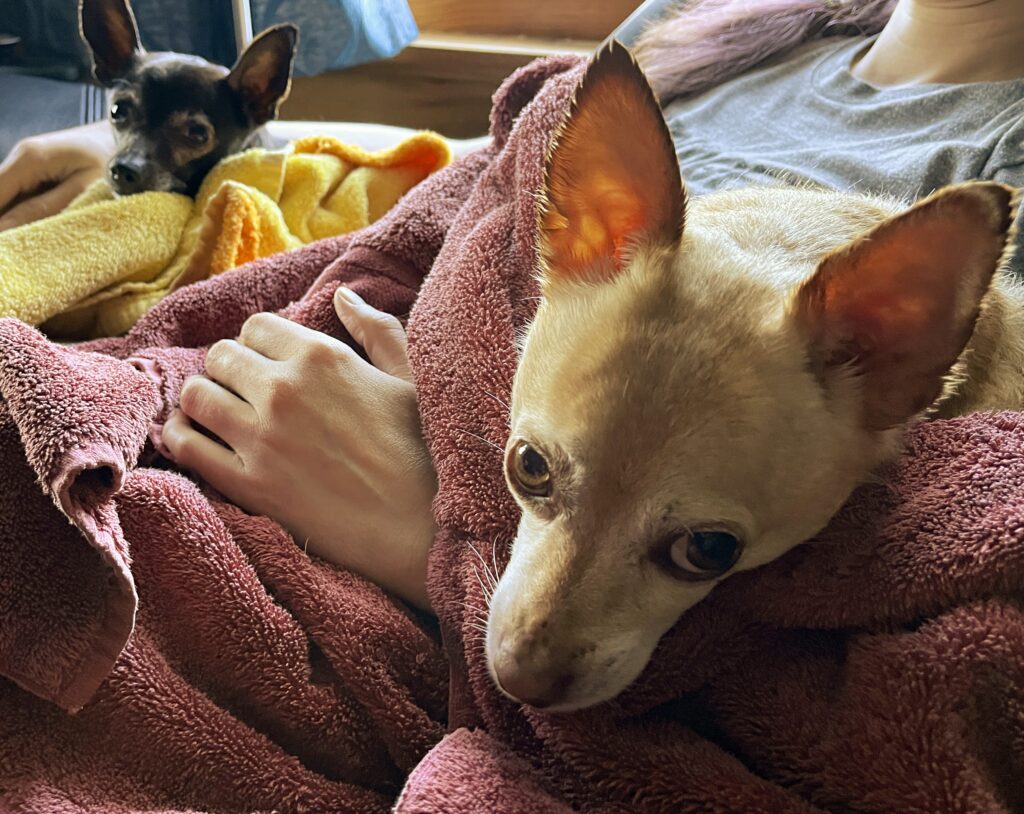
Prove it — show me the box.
[109,157,148,195]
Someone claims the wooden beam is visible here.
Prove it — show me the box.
[408,0,640,40]
[279,2,644,138]
[280,35,593,138]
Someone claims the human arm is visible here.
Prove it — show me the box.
[161,286,437,610]
[0,121,114,232]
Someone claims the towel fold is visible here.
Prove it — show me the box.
[0,45,1022,814]
[402,56,1024,813]
[0,133,451,339]
[0,97,488,806]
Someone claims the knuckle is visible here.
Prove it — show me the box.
[301,335,346,366]
[177,378,206,412]
[163,424,192,459]
[171,433,195,459]
[370,311,403,334]
[248,312,277,331]
[239,312,275,342]
[205,339,234,371]
[262,375,297,411]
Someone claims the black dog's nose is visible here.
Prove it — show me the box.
[109,157,148,195]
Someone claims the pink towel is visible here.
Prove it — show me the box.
[0,113,493,811]
[403,57,1024,813]
[1,51,1023,814]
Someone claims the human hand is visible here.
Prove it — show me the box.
[162,287,437,610]
[0,121,114,232]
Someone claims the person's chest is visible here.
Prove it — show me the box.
[664,37,1024,201]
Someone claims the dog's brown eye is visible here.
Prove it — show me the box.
[110,101,132,122]
[508,442,552,498]
[664,531,742,580]
[186,123,210,145]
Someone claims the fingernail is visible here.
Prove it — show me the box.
[335,285,363,306]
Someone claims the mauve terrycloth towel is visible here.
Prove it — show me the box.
[402,57,1024,813]
[1,53,1023,814]
[0,98,493,809]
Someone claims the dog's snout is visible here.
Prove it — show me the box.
[110,160,140,184]
[490,627,575,709]
[109,156,149,195]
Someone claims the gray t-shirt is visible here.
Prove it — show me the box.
[664,36,1024,276]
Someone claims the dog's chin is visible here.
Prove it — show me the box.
[486,644,653,714]
[522,686,622,714]
[499,669,644,714]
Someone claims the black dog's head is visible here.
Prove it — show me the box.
[79,0,298,196]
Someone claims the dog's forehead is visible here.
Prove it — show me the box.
[514,186,900,489]
[515,254,819,502]
[141,51,226,73]
[534,262,776,415]
[130,55,232,119]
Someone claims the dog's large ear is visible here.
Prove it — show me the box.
[793,182,1017,430]
[539,41,685,286]
[227,25,299,126]
[79,0,142,85]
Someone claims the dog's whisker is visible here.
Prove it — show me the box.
[473,569,494,605]
[474,539,500,594]
[456,596,486,614]
[481,389,511,411]
[455,426,503,454]
[490,535,503,584]
[456,600,489,626]
[466,539,490,572]
[465,540,497,604]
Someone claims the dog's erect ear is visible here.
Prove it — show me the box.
[539,41,686,285]
[79,0,142,85]
[227,25,299,126]
[793,182,1017,430]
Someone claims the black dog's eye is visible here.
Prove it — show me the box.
[110,100,132,122]
[507,442,552,498]
[665,530,742,580]
[186,122,210,145]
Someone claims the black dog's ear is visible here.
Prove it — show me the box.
[79,0,143,85]
[227,25,299,126]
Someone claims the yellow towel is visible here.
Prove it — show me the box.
[0,133,451,339]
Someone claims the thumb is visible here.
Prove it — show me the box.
[334,286,414,383]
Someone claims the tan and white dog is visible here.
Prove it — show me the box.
[485,43,1024,712]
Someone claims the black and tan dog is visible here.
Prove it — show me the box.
[80,0,298,196]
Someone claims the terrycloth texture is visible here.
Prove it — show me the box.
[1,53,1023,814]
[0,132,450,339]
[0,125,485,811]
[402,57,1024,813]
